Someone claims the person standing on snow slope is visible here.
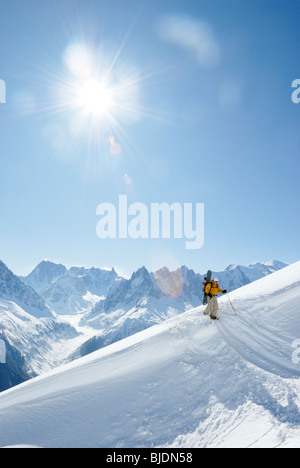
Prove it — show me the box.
[204,278,227,320]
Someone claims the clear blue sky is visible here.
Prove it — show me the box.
[0,0,299,277]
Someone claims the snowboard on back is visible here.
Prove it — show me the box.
[202,270,212,306]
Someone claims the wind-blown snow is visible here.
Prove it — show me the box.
[0,262,299,448]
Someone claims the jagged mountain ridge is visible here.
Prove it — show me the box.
[0,260,52,319]
[21,259,288,320]
[21,260,120,315]
[82,260,288,326]
[71,260,288,360]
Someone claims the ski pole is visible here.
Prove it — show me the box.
[227,293,237,315]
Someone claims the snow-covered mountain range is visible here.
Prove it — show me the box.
[0,261,299,448]
[0,258,288,392]
[64,259,289,360]
[21,260,288,321]
[21,260,119,315]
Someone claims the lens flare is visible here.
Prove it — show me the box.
[151,250,184,298]
[109,136,122,155]
[123,173,132,185]
[155,267,184,298]
[63,42,93,78]
[158,14,220,69]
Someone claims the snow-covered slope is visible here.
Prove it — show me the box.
[0,262,299,448]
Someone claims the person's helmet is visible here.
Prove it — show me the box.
[213,278,219,282]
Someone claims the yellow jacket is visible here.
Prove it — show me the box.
[205,281,224,297]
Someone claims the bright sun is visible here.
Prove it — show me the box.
[75,78,114,118]
[50,41,150,150]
